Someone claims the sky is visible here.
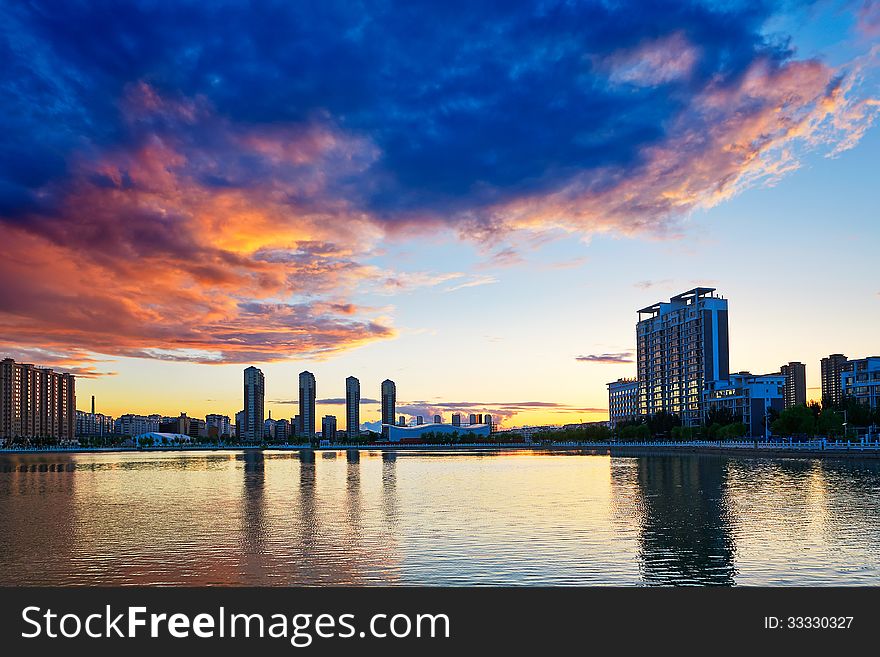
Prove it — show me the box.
[1,0,878,429]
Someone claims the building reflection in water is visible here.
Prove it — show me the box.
[298,449,319,564]
[239,451,268,580]
[344,450,364,552]
[381,451,399,532]
[624,455,737,585]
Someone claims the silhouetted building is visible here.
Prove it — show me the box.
[243,366,265,441]
[637,288,729,426]
[452,413,461,426]
[779,362,807,408]
[160,413,193,436]
[416,415,424,425]
[322,415,337,441]
[264,416,276,440]
[398,415,406,426]
[206,414,232,438]
[235,410,244,439]
[346,376,360,440]
[299,371,317,438]
[275,418,290,441]
[821,354,849,407]
[484,414,494,432]
[187,417,207,440]
[434,414,442,424]
[381,379,396,427]
[469,413,478,425]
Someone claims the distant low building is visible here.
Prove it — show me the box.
[115,414,161,437]
[607,378,639,428]
[133,432,193,446]
[505,425,562,439]
[76,410,114,438]
[160,413,192,436]
[275,418,290,442]
[384,422,490,442]
[188,418,207,440]
[484,414,494,432]
[562,421,610,430]
[206,413,232,438]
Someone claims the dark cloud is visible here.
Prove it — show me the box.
[575,352,635,364]
[0,1,875,366]
[3,0,866,225]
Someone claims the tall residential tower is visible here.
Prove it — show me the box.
[299,371,317,438]
[381,379,396,429]
[779,362,807,408]
[242,366,265,441]
[820,354,848,407]
[636,287,729,427]
[345,376,360,440]
[0,358,75,444]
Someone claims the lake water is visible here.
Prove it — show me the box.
[1,450,878,586]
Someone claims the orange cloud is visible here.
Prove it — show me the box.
[0,86,394,364]
[491,55,877,236]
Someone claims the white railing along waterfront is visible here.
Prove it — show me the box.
[3,439,880,452]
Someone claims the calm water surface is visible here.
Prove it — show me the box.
[1,450,879,586]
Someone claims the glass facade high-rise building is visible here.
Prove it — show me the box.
[242,366,265,441]
[345,376,360,440]
[299,371,317,438]
[636,288,730,427]
[381,379,396,429]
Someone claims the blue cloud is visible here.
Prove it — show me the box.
[0,0,805,222]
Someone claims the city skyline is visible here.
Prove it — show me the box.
[1,2,879,428]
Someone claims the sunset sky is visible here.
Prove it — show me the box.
[1,1,878,429]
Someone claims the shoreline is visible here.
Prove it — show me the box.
[2,441,880,459]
